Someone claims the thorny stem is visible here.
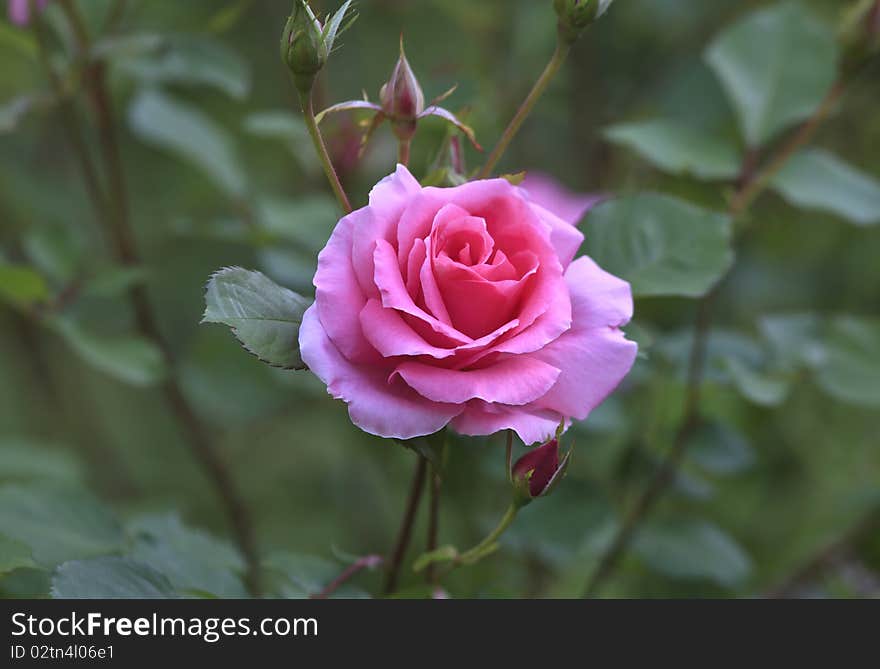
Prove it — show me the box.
[383,456,428,595]
[311,555,384,599]
[51,2,262,596]
[298,90,353,214]
[477,37,571,179]
[582,78,849,598]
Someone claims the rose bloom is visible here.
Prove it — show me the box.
[299,166,636,444]
[7,0,48,26]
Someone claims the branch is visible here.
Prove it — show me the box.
[51,2,263,596]
[311,554,383,599]
[582,79,849,598]
[477,37,571,179]
[383,456,428,595]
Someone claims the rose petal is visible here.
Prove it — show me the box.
[314,208,381,364]
[359,298,456,359]
[529,202,585,269]
[392,356,561,406]
[351,164,421,295]
[452,402,566,445]
[529,257,637,419]
[374,239,472,345]
[299,304,462,439]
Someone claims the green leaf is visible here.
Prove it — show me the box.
[771,149,880,226]
[0,22,36,59]
[243,111,317,172]
[52,557,178,599]
[23,223,84,282]
[255,195,337,252]
[634,520,751,587]
[51,318,167,387]
[90,33,165,60]
[116,36,251,100]
[0,439,84,484]
[262,552,367,599]
[811,316,880,408]
[582,194,733,298]
[127,514,246,598]
[758,312,823,372]
[0,534,36,576]
[207,0,256,34]
[722,355,790,407]
[604,119,741,179]
[0,95,36,134]
[82,265,149,298]
[202,267,311,370]
[688,422,755,476]
[413,545,458,572]
[0,263,49,309]
[705,2,837,146]
[128,88,247,197]
[0,484,123,568]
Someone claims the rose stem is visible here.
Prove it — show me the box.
[582,79,850,599]
[477,37,571,179]
[311,554,384,599]
[298,89,353,214]
[383,456,428,595]
[52,0,262,596]
[398,138,412,167]
[425,462,442,584]
[435,503,520,581]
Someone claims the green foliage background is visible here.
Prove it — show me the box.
[0,0,878,598]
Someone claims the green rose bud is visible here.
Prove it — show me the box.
[281,1,326,94]
[554,0,615,44]
[281,0,355,95]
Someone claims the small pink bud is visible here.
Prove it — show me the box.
[512,438,570,501]
[8,0,49,27]
[379,38,425,141]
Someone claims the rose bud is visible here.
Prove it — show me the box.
[281,0,354,94]
[839,0,880,75]
[379,38,426,142]
[554,0,615,43]
[314,38,481,154]
[511,438,572,505]
[8,0,49,26]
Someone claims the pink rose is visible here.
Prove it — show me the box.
[7,0,49,26]
[299,165,636,444]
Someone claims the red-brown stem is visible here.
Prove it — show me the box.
[311,555,384,599]
[383,456,428,595]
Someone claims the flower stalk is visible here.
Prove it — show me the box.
[477,37,571,179]
[299,90,353,213]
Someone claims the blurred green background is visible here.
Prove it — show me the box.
[0,0,878,598]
